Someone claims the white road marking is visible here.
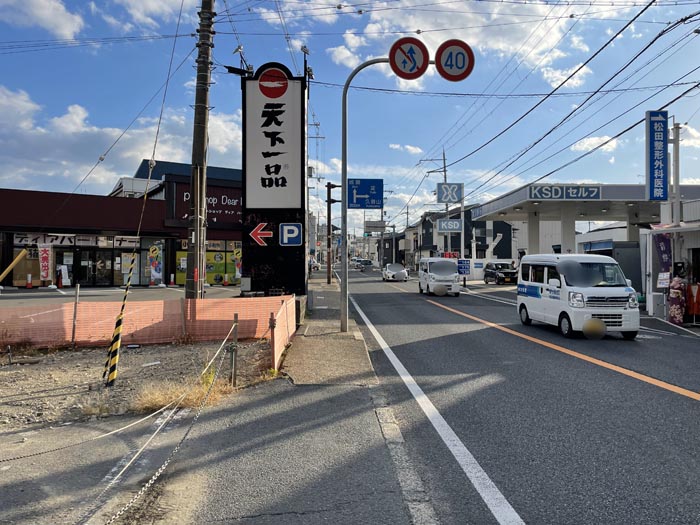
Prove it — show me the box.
[350,295,524,525]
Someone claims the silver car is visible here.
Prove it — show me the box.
[382,263,408,281]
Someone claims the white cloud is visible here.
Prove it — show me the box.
[570,35,589,53]
[326,45,361,68]
[111,0,199,29]
[0,0,84,39]
[344,30,367,51]
[608,156,615,164]
[0,86,41,130]
[682,125,700,148]
[571,136,618,153]
[0,86,242,194]
[389,144,423,155]
[541,64,593,88]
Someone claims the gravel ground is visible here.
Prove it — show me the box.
[0,339,272,432]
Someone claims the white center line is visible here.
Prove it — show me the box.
[350,295,524,525]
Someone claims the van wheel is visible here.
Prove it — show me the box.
[622,331,638,340]
[559,313,574,338]
[519,305,532,325]
[418,283,423,294]
[427,284,433,296]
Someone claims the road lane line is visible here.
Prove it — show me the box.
[429,300,700,402]
[350,296,525,525]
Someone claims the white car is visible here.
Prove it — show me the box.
[382,263,408,281]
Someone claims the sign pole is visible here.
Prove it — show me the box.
[342,58,389,332]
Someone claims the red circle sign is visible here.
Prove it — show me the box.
[389,37,429,81]
[435,39,475,82]
[259,68,289,98]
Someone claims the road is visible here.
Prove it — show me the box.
[350,267,700,524]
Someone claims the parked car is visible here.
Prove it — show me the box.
[483,261,518,284]
[382,263,408,281]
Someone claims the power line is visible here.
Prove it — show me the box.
[460,10,700,199]
[443,0,659,172]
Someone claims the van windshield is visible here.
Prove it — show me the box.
[429,261,458,275]
[557,261,627,287]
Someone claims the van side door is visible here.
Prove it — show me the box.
[528,264,547,322]
[543,265,563,324]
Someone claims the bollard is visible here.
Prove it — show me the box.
[169,273,175,286]
[26,274,32,289]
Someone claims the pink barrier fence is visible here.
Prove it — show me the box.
[0,296,297,369]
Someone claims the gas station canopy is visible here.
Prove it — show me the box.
[471,184,700,223]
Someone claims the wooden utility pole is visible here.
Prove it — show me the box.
[186,0,215,299]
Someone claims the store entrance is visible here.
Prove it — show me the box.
[75,248,113,286]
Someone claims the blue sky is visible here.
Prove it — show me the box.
[2,0,700,233]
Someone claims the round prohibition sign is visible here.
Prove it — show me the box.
[435,39,475,82]
[389,37,429,81]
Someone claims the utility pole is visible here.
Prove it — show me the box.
[186,0,215,299]
[392,224,396,264]
[326,182,340,284]
[442,148,450,256]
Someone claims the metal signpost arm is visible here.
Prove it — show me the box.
[341,58,388,332]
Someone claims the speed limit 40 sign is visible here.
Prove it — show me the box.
[435,39,475,82]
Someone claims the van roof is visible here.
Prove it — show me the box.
[521,253,616,264]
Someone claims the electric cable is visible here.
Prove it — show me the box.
[460,11,700,200]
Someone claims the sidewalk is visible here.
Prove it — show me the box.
[132,270,435,524]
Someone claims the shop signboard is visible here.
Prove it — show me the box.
[645,110,668,201]
[242,62,307,296]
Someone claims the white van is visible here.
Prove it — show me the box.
[418,257,461,296]
[517,254,639,339]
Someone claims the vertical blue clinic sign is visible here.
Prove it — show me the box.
[645,110,668,201]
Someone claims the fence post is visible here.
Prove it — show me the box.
[269,312,277,370]
[230,313,239,387]
[71,283,80,347]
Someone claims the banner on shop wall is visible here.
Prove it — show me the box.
[653,233,672,273]
[38,244,51,280]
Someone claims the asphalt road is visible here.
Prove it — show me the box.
[349,268,700,525]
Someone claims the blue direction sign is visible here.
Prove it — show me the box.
[458,259,470,275]
[348,178,383,209]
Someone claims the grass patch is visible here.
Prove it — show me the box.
[131,378,234,413]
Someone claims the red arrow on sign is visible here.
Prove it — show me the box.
[250,223,273,246]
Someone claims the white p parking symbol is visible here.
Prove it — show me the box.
[279,223,302,246]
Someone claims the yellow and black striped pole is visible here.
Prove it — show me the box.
[103,253,135,387]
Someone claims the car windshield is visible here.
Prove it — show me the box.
[494,263,514,270]
[387,264,404,272]
[557,261,627,287]
[429,260,458,275]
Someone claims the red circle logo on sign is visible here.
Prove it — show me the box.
[259,68,289,98]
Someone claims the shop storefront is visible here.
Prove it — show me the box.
[9,233,170,287]
[174,239,242,286]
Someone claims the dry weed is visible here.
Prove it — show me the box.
[131,379,234,413]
